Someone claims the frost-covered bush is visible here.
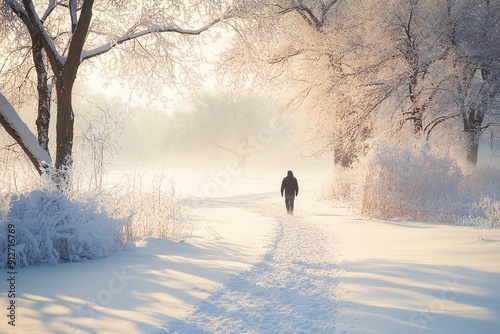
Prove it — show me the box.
[97,171,193,242]
[457,162,500,237]
[0,189,125,268]
[456,196,500,239]
[340,140,465,220]
[322,167,354,203]
[459,196,500,240]
[461,162,500,200]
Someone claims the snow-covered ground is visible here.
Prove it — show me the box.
[1,184,499,333]
[312,207,500,334]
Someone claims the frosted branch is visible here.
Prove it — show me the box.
[0,94,52,174]
[81,18,222,62]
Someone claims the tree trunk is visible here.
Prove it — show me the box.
[408,68,423,134]
[51,0,94,188]
[463,107,484,165]
[465,134,479,165]
[32,37,52,154]
[54,74,76,186]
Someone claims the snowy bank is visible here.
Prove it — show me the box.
[310,206,500,334]
[0,200,276,333]
[1,191,499,334]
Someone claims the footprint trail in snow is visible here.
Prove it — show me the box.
[160,194,340,334]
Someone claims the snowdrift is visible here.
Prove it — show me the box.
[0,190,125,268]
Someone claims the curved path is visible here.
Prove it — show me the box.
[161,194,341,333]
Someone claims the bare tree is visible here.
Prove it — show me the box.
[1,0,229,188]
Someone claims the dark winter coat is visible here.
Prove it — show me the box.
[281,171,299,199]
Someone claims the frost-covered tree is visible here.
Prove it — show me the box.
[438,0,500,164]
[222,0,499,165]
[220,0,361,165]
[0,0,229,188]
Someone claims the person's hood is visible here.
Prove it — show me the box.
[287,170,293,177]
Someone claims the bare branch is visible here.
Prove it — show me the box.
[0,94,51,174]
[81,18,222,62]
[424,114,461,140]
[69,0,78,32]
[21,0,64,71]
[276,4,322,30]
[41,0,56,23]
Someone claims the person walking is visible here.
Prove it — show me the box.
[281,170,299,215]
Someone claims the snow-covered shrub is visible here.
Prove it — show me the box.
[461,162,500,200]
[97,171,193,242]
[454,161,500,238]
[347,140,464,220]
[0,189,125,268]
[460,196,500,240]
[322,168,351,202]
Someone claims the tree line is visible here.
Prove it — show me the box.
[221,0,499,166]
[1,0,499,191]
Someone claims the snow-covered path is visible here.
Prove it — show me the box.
[159,192,500,334]
[3,190,499,334]
[161,195,340,333]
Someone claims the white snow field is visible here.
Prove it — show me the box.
[1,185,499,334]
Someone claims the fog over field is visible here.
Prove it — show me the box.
[1,0,499,333]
